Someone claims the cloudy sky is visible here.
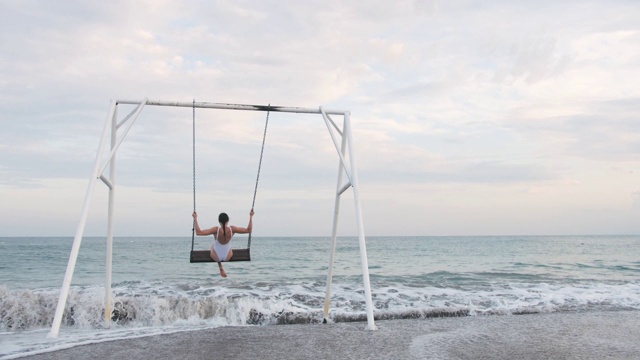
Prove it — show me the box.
[1,0,639,237]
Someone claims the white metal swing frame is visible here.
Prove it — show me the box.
[48,99,377,337]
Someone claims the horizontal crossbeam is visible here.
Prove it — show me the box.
[115,99,348,115]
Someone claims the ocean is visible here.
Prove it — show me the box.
[1,235,639,358]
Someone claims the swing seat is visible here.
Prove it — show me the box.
[189,248,251,263]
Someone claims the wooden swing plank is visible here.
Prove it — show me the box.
[190,248,251,263]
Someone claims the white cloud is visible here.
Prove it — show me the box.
[1,0,639,236]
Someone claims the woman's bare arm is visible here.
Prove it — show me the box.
[231,209,254,234]
[192,212,217,236]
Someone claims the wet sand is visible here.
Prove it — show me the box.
[20,311,640,360]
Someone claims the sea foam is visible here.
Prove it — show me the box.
[2,279,640,333]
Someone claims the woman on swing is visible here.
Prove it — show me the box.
[192,209,254,278]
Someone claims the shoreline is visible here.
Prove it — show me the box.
[17,310,640,360]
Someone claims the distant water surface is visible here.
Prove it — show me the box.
[1,235,639,358]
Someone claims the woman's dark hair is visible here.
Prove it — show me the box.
[218,213,229,239]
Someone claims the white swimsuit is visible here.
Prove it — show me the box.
[212,226,233,262]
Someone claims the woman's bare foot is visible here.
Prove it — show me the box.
[218,263,227,278]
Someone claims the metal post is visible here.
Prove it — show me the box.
[98,100,147,176]
[104,104,117,328]
[344,112,377,330]
[48,100,116,338]
[323,115,349,323]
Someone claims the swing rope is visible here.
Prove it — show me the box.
[190,100,270,259]
[191,99,196,252]
[248,104,270,249]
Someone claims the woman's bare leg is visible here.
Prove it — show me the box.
[210,249,227,278]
